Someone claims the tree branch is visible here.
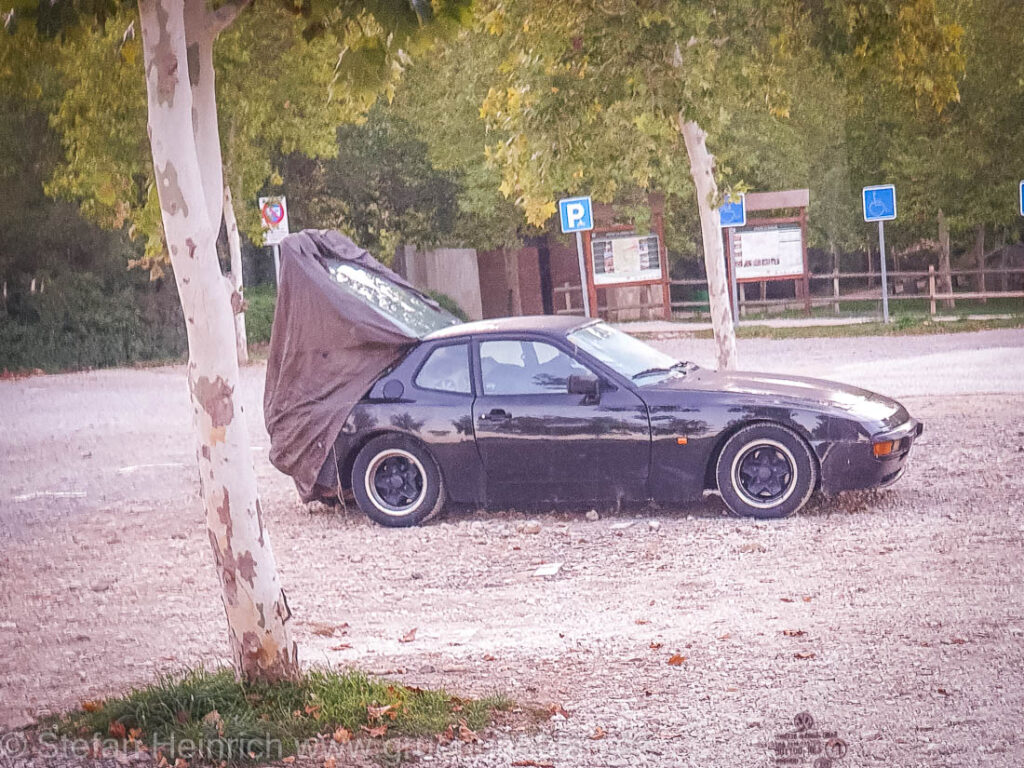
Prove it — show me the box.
[208,0,253,36]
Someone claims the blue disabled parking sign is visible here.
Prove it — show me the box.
[558,196,593,233]
[863,184,897,222]
[718,194,746,228]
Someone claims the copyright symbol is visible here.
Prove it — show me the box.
[0,731,27,757]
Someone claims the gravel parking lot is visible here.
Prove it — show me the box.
[1,328,1023,767]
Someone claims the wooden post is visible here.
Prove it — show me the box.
[651,195,673,320]
[582,230,599,320]
[832,268,840,315]
[928,264,936,316]
[563,281,572,312]
[799,207,811,315]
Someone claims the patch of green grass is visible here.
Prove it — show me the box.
[49,667,510,763]
[689,314,1024,340]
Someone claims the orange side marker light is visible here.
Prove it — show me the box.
[676,437,688,445]
[873,440,895,457]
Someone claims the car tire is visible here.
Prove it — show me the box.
[715,423,818,519]
[351,434,446,527]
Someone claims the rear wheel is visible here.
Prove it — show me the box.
[715,423,817,519]
[351,435,445,527]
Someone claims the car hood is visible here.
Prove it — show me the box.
[649,367,905,423]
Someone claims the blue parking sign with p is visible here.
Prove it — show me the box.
[559,196,593,233]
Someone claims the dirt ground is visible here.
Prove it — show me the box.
[2,328,1023,767]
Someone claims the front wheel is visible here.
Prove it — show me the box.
[351,435,446,527]
[715,423,818,519]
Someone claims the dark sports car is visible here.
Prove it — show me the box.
[265,230,923,527]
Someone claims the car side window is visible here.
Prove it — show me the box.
[415,343,471,394]
[479,340,591,395]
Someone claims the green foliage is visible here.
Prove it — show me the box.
[52,666,510,762]
[0,272,186,372]
[283,107,462,258]
[44,5,359,275]
[426,289,468,321]
[243,284,278,347]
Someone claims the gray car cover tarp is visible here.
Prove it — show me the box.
[263,229,439,502]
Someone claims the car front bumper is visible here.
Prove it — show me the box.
[820,418,924,494]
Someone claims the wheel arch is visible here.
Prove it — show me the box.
[339,429,445,490]
[703,418,821,491]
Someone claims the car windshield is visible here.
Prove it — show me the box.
[326,259,460,338]
[567,322,691,383]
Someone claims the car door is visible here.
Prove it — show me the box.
[472,336,650,504]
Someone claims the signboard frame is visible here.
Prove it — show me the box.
[721,189,811,318]
[258,196,290,246]
[577,196,673,320]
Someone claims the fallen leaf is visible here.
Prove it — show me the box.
[367,704,393,720]
[780,597,795,603]
[946,638,966,645]
[304,704,321,718]
[635,619,650,625]
[329,643,352,651]
[482,653,497,661]
[458,720,478,743]
[802,596,812,603]
[361,724,387,738]
[108,721,126,738]
[82,701,104,713]
[782,629,806,637]
[794,651,816,660]
[667,654,687,666]
[324,757,337,768]
[175,759,188,768]
[547,703,570,719]
[511,761,554,768]
[437,725,454,745]
[937,688,951,696]
[590,726,606,740]
[649,642,663,650]
[281,757,295,764]
[332,727,351,744]
[718,633,731,641]
[399,628,417,643]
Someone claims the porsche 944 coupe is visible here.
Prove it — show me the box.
[265,230,923,527]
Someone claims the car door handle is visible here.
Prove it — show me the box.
[479,408,511,422]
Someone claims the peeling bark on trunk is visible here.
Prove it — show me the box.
[680,118,737,370]
[937,209,955,310]
[224,185,248,365]
[972,224,986,303]
[139,0,296,682]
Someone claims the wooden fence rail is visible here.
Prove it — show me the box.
[553,266,1024,319]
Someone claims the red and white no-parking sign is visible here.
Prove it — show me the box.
[258,196,290,245]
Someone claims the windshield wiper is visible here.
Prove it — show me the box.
[632,362,689,380]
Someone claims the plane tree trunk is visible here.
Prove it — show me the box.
[139,0,297,682]
[224,185,249,364]
[680,118,737,370]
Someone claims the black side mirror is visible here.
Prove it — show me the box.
[567,374,600,400]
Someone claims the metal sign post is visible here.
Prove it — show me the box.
[718,194,746,325]
[259,196,290,284]
[862,184,897,323]
[558,196,595,317]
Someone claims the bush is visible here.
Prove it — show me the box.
[0,274,186,372]
[243,284,278,346]
[427,289,469,322]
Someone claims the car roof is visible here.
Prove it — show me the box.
[424,314,598,341]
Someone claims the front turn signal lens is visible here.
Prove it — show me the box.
[873,440,895,457]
